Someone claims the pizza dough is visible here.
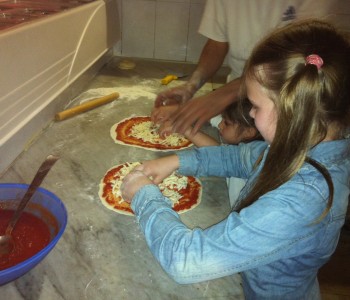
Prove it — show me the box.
[118,59,136,70]
[110,116,193,151]
[99,162,202,216]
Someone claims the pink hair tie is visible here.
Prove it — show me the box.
[305,54,323,70]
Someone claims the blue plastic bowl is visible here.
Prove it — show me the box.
[0,183,67,285]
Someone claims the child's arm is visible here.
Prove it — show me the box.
[159,119,220,147]
[121,155,180,202]
[184,129,219,147]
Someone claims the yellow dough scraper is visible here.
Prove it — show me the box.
[161,73,187,85]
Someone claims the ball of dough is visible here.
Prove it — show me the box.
[118,59,136,70]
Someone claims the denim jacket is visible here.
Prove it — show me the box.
[131,139,350,300]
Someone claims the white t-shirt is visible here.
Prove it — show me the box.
[199,0,346,78]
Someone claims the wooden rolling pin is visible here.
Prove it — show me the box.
[55,92,119,121]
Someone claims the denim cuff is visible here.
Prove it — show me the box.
[131,184,172,219]
[177,150,197,175]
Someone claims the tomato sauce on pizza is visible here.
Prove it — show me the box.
[110,116,192,151]
[99,162,202,216]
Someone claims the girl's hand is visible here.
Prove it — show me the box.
[134,155,180,184]
[121,155,180,203]
[121,170,153,203]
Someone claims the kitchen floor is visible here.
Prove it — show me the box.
[0,57,349,299]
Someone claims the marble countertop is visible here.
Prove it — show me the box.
[0,58,244,299]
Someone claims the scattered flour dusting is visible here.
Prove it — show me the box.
[68,79,215,107]
[72,85,158,106]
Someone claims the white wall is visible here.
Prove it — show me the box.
[114,0,207,63]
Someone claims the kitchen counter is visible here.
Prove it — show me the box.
[0,58,244,299]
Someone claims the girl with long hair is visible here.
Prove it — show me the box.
[121,20,350,299]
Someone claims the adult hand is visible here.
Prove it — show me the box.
[121,170,153,203]
[157,120,175,138]
[171,78,241,136]
[155,93,227,138]
[151,105,180,124]
[154,83,197,108]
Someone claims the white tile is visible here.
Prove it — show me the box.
[121,0,156,58]
[154,2,190,61]
[113,0,123,55]
[157,0,190,3]
[186,2,206,62]
[113,40,122,56]
[117,0,122,22]
[190,0,206,4]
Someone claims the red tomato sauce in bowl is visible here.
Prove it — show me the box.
[0,210,51,270]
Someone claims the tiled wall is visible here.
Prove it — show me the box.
[114,0,207,63]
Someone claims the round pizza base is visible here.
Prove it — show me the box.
[99,162,202,216]
[99,182,134,216]
[110,116,193,152]
[98,162,140,216]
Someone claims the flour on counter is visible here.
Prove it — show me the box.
[71,85,158,106]
[65,78,216,110]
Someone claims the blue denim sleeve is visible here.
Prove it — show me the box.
[131,181,329,284]
[131,184,249,284]
[129,139,350,290]
[177,141,267,179]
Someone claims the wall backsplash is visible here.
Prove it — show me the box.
[114,0,207,63]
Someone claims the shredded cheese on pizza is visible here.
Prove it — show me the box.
[111,162,188,205]
[111,162,140,203]
[159,174,188,204]
[130,121,188,147]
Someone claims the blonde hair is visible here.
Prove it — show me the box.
[238,19,350,221]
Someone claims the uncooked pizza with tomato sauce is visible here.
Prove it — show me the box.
[110,116,192,151]
[98,162,202,216]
